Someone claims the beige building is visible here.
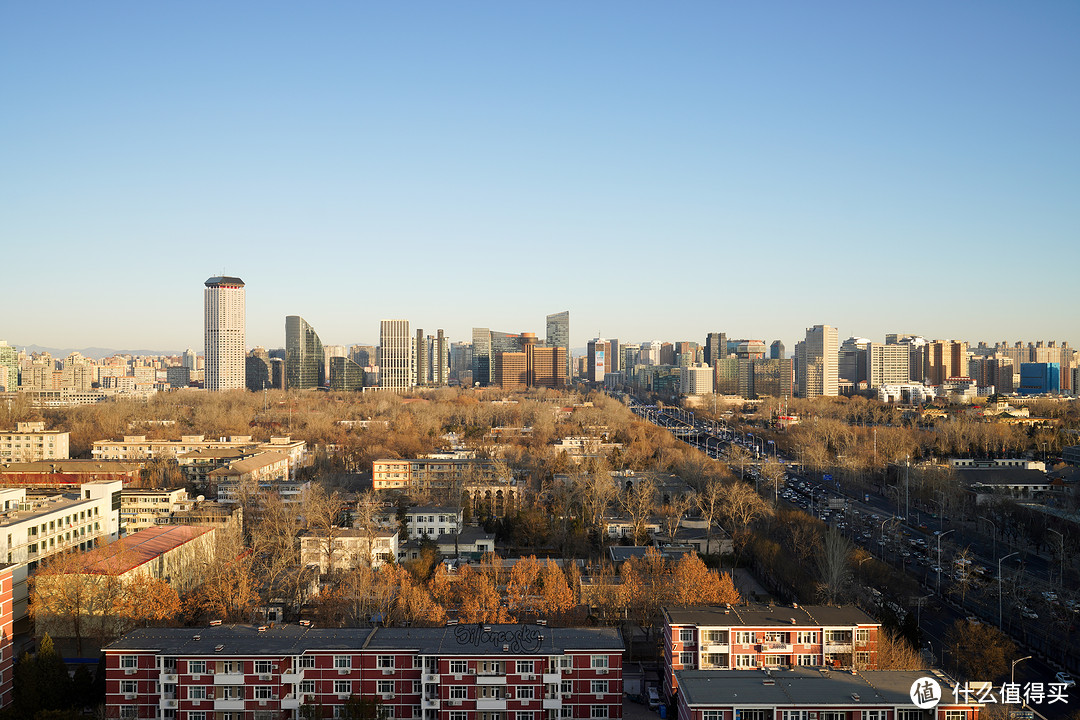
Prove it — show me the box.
[866,342,910,389]
[0,422,69,463]
[204,276,246,391]
[92,434,307,475]
[208,451,303,504]
[372,457,502,491]
[798,324,838,399]
[119,488,191,532]
[299,528,399,571]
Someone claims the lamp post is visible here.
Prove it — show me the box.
[936,529,955,595]
[1048,528,1064,587]
[999,551,1019,629]
[984,518,997,563]
[1012,655,1033,700]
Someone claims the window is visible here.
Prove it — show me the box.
[591,706,609,719]
[518,687,535,700]
[298,656,315,668]
[378,680,394,694]
[413,680,422,693]
[518,713,536,720]
[450,686,469,699]
[821,713,846,720]
[188,713,206,720]
[704,712,723,720]
[334,655,352,669]
[591,681,608,694]
[856,629,869,643]
[705,653,726,668]
[735,631,754,645]
[897,712,924,720]
[121,680,137,694]
[590,656,608,669]
[222,686,243,700]
[517,660,535,675]
[119,708,137,720]
[254,660,274,674]
[945,712,967,720]
[450,660,469,674]
[561,680,572,694]
[120,655,138,669]
[734,655,754,668]
[780,713,809,720]
[679,650,696,666]
[378,655,395,669]
[863,712,883,720]
[338,680,355,694]
[706,630,727,644]
[797,655,817,666]
[763,632,788,643]
[450,713,468,720]
[254,686,274,699]
[762,655,788,667]
[188,660,206,674]
[856,651,870,666]
[679,629,694,643]
[797,631,818,644]
[741,712,768,720]
[301,681,316,694]
[188,686,207,699]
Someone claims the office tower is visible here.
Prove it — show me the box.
[621,345,641,372]
[1018,363,1060,395]
[587,338,609,383]
[204,276,246,392]
[607,338,621,373]
[733,340,766,360]
[680,365,713,395]
[349,345,376,368]
[472,328,492,386]
[0,341,17,392]
[246,347,272,391]
[866,343,910,389]
[182,348,197,371]
[704,333,727,367]
[639,341,662,366]
[714,358,739,395]
[450,342,473,386]
[924,340,968,385]
[415,329,429,386]
[527,345,567,389]
[285,315,325,390]
[270,357,285,389]
[660,343,675,366]
[329,356,366,391]
[433,330,448,386]
[493,351,528,390]
[324,345,347,385]
[798,325,838,399]
[546,310,570,378]
[379,320,412,391]
[751,358,793,400]
[838,337,871,386]
[770,340,785,360]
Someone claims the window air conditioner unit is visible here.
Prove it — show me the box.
[468,668,476,674]
[124,668,136,675]
[124,693,137,700]
[597,669,608,675]
[383,668,395,675]
[259,674,273,681]
[339,668,350,675]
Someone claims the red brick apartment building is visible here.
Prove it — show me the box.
[104,623,623,720]
[676,669,982,720]
[0,564,12,709]
[663,605,880,699]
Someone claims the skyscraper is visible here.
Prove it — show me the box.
[546,310,570,378]
[704,333,727,367]
[204,276,246,391]
[769,340,785,360]
[285,315,325,390]
[472,328,492,386]
[379,320,412,391]
[0,341,17,392]
[798,324,838,399]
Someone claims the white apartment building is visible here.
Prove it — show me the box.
[379,319,412,391]
[92,435,307,476]
[867,342,911,388]
[204,275,246,391]
[0,422,69,462]
[680,364,714,396]
[299,528,399,571]
[0,480,123,621]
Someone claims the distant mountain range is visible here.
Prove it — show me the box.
[12,345,188,360]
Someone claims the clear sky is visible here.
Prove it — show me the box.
[3,2,1078,354]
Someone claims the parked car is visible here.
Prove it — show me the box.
[1055,672,1075,687]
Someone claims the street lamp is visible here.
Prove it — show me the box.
[984,518,997,563]
[1012,655,1033,690]
[936,529,955,595]
[998,551,1020,629]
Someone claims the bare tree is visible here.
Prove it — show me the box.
[659,494,693,544]
[302,484,348,573]
[759,459,786,505]
[696,476,725,558]
[724,444,753,481]
[815,526,852,605]
[619,478,658,545]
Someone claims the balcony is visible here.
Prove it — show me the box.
[542,673,560,684]
[282,693,305,710]
[422,697,441,710]
[824,641,852,652]
[476,675,507,685]
[423,673,440,684]
[160,698,178,710]
[215,698,246,711]
[215,672,245,684]
[543,697,563,710]
[159,672,178,684]
[282,669,305,683]
[704,644,729,654]
[477,699,508,710]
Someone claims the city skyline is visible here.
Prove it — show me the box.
[4,3,1078,350]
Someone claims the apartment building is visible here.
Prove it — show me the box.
[208,452,301,504]
[661,604,880,699]
[373,506,464,541]
[0,481,123,623]
[104,623,624,720]
[93,435,307,476]
[675,668,982,720]
[0,421,69,462]
[0,564,13,709]
[373,459,502,492]
[0,459,142,489]
[120,488,191,532]
[298,528,399,571]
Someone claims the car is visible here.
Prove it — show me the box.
[647,686,661,710]
[1021,609,1038,619]
[1055,672,1075,687]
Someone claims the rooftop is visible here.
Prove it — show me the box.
[663,603,878,627]
[67,525,214,575]
[105,623,622,656]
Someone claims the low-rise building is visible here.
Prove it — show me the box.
[0,421,69,462]
[93,435,308,476]
[662,604,880,699]
[299,529,399,571]
[0,459,143,489]
[0,564,13,709]
[104,623,624,720]
[675,668,982,720]
[209,451,301,504]
[120,488,191,532]
[372,458,502,492]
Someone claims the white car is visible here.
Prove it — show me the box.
[1055,672,1075,687]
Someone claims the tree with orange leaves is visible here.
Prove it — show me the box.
[538,560,575,617]
[456,565,514,624]
[116,574,181,629]
[669,554,740,606]
[506,556,542,616]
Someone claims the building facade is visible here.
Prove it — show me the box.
[285,316,325,390]
[104,624,624,720]
[204,276,246,392]
[797,325,838,400]
[0,421,69,463]
[380,320,413,392]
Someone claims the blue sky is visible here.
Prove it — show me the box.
[3,2,1078,353]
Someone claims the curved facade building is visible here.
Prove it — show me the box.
[285,315,325,390]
